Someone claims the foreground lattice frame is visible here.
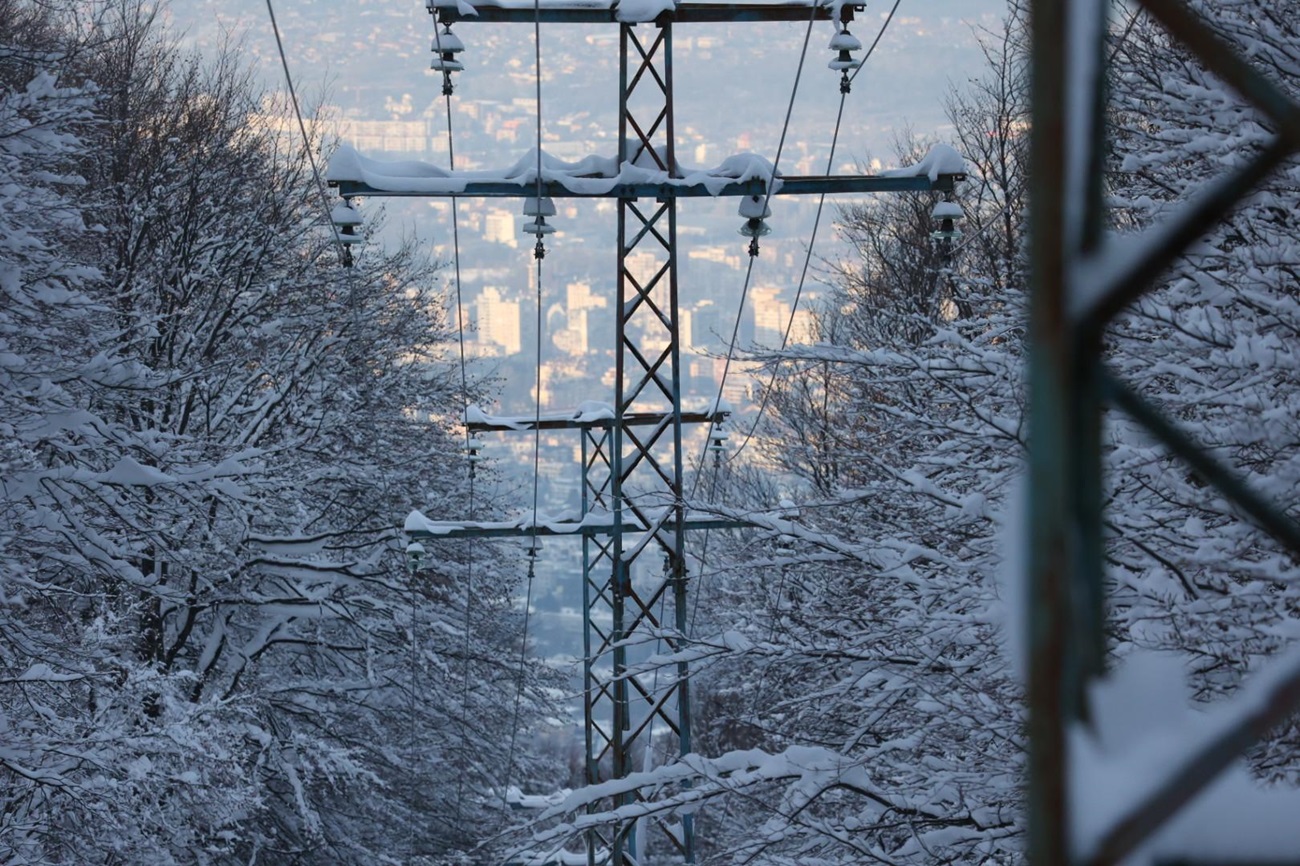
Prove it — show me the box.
[1026,1,1300,864]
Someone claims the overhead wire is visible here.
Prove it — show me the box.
[502,0,548,809]
[647,0,824,748]
[267,0,449,849]
[685,3,821,507]
[801,1,1133,296]
[846,0,901,88]
[686,0,905,638]
[726,0,903,467]
[264,0,347,263]
[432,29,481,832]
[407,548,422,858]
[695,0,1132,625]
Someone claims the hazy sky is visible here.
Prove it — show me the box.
[167,0,1012,165]
[172,0,1012,264]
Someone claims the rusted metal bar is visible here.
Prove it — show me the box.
[1035,1,1300,863]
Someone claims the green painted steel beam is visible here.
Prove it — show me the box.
[430,1,863,25]
[1023,0,1300,863]
[1025,0,1073,861]
[329,174,961,201]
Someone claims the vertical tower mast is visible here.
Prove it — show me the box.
[609,18,691,862]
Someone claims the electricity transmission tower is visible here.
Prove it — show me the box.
[1027,1,1300,864]
[331,3,960,862]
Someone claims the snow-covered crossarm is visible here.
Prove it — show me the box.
[428,0,866,25]
[463,401,727,431]
[879,143,968,183]
[326,144,960,201]
[404,508,749,539]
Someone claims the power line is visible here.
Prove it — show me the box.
[686,4,819,505]
[264,0,345,263]
[697,0,908,450]
[723,103,846,467]
[502,0,548,808]
[728,0,904,467]
[847,0,902,88]
[440,88,483,841]
[657,3,820,757]
[407,554,422,859]
[686,0,906,638]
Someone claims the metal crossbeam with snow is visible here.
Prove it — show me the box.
[463,404,727,432]
[429,0,865,25]
[327,144,964,200]
[330,173,959,199]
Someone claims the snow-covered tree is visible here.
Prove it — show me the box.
[674,3,1300,862]
[0,2,560,862]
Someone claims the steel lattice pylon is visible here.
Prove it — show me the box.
[333,3,963,862]
[1026,1,1300,864]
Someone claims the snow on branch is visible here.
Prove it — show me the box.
[1073,647,1300,863]
[503,745,1014,863]
[693,501,940,579]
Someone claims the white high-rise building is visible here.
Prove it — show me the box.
[484,209,518,247]
[475,287,522,355]
[751,285,790,346]
[566,280,608,312]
